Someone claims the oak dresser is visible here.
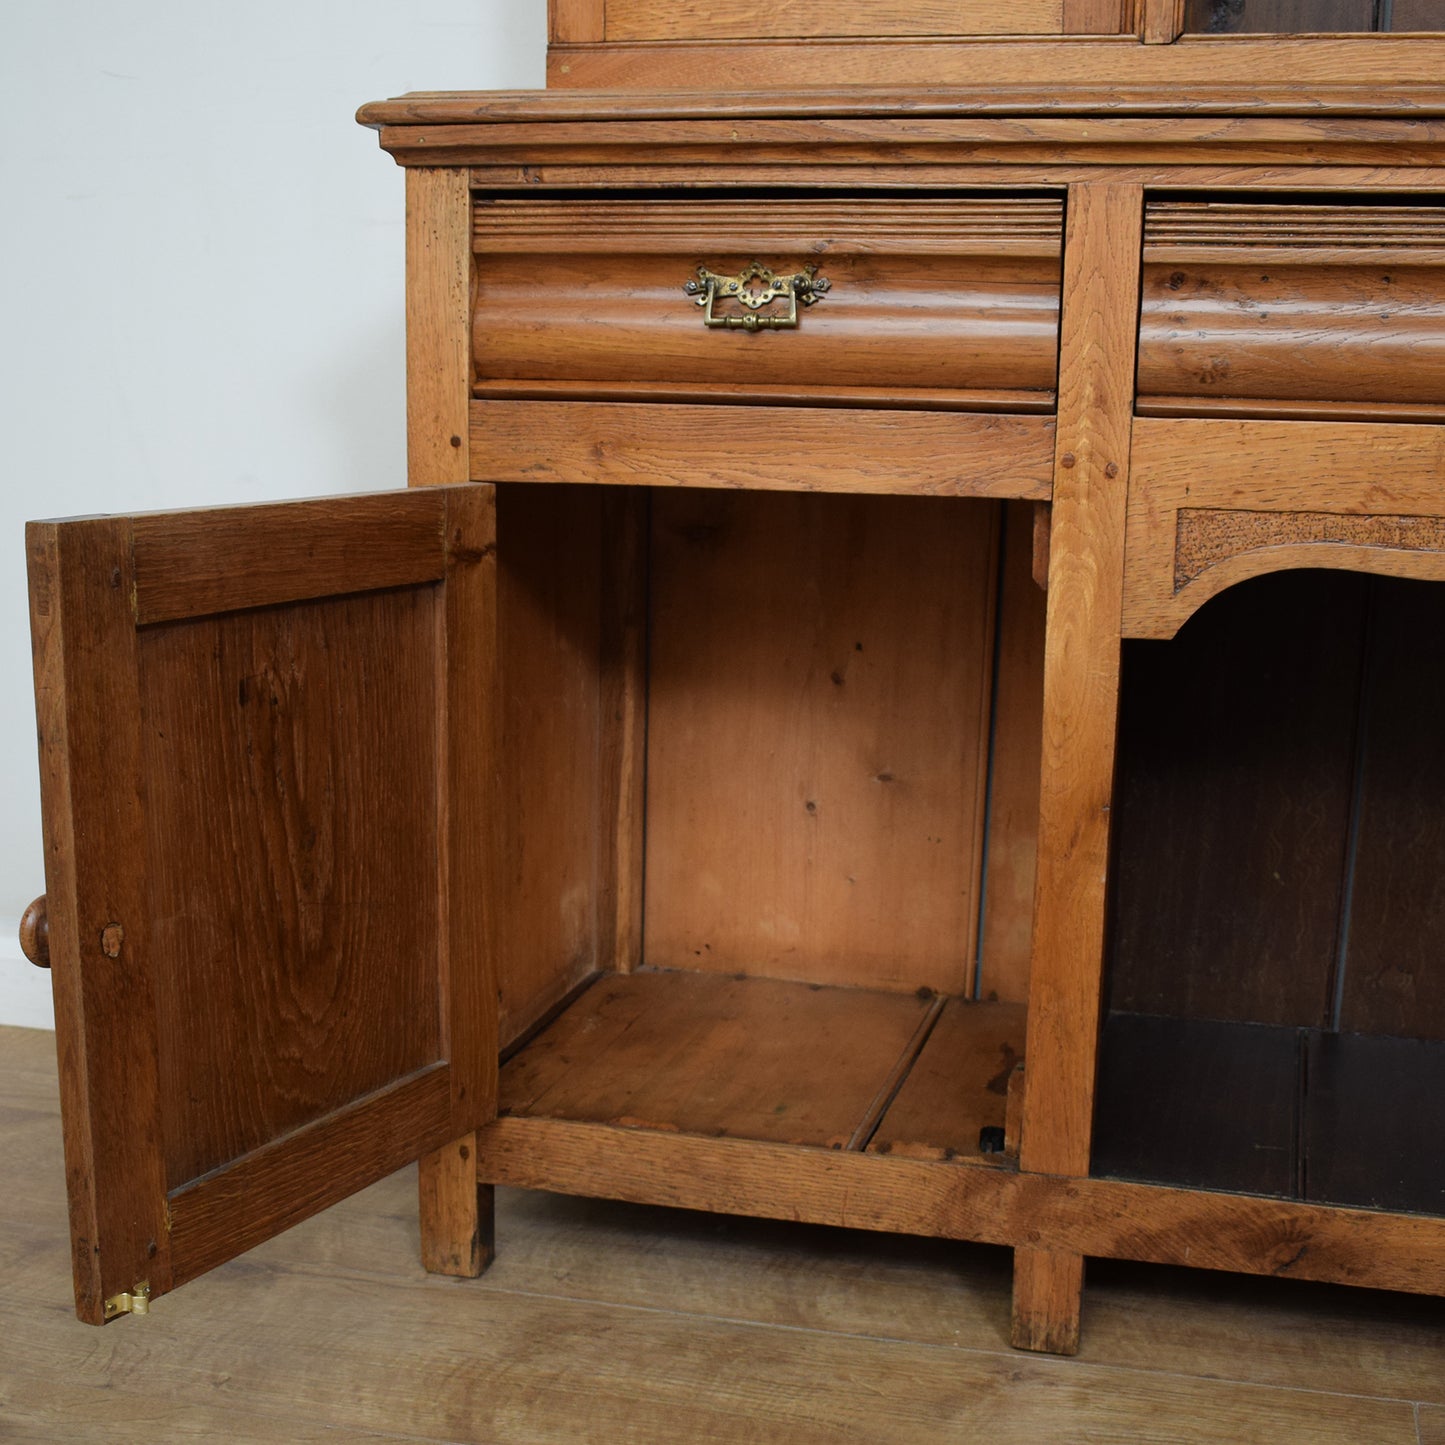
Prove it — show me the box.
[21,1,1445,1354]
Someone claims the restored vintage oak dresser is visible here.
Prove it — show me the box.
[20,1,1445,1354]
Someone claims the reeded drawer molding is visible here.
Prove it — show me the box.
[474,196,1064,255]
[1123,417,1445,639]
[1138,201,1445,420]
[472,195,1063,410]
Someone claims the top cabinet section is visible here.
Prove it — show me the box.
[473,194,1065,413]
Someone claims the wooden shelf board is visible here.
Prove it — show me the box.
[867,998,1027,1162]
[499,968,1024,1154]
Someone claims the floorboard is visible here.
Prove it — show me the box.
[2,1023,1442,1443]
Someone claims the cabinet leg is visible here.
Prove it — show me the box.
[419,1132,495,1277]
[1011,1247,1084,1355]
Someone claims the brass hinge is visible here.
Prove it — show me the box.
[103,1281,151,1320]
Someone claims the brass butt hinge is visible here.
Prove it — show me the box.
[103,1281,151,1320]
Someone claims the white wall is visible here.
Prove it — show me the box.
[0,3,544,1028]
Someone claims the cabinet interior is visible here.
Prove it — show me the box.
[493,484,1445,1210]
[492,482,1041,1165]
[1096,568,1445,1215]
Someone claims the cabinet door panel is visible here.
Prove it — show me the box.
[26,484,497,1323]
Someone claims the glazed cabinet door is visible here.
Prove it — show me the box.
[25,484,497,1323]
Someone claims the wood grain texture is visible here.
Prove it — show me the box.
[537,39,1445,96]
[978,501,1047,1004]
[550,0,604,42]
[6,1027,1444,1424]
[384,115,1445,173]
[499,969,935,1149]
[28,489,494,1320]
[474,380,1057,412]
[1064,0,1131,31]
[167,1067,451,1289]
[0,1184,1426,1445]
[1012,1248,1084,1352]
[141,589,444,1187]
[1304,1032,1445,1214]
[470,163,1445,197]
[1141,0,1186,39]
[473,228,1062,402]
[1341,579,1445,1039]
[596,488,649,976]
[1145,200,1445,249]
[1137,394,1445,424]
[1175,509,1445,588]
[438,486,499,1127]
[419,485,501,1274]
[1093,1014,1302,1195]
[1139,261,1445,412]
[493,485,605,1046]
[418,1140,492,1277]
[27,518,169,1323]
[471,401,1056,499]
[644,490,997,994]
[474,196,1065,256]
[1122,417,1445,638]
[477,1114,1445,1293]
[1020,183,1144,1179]
[406,167,471,488]
[19,895,49,968]
[868,1000,1027,1161]
[131,491,445,625]
[603,0,1065,40]
[1013,183,1143,1358]
[1108,571,1366,1027]
[362,80,1445,127]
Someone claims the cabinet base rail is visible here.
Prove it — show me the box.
[477,1114,1445,1299]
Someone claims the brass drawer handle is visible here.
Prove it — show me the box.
[683,260,831,332]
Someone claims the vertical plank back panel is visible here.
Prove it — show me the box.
[1108,571,1367,1028]
[1340,578,1445,1040]
[644,491,998,996]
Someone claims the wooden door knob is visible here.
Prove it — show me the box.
[19,896,49,969]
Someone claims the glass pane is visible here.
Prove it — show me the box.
[1184,0,1445,29]
[1390,0,1445,27]
[1183,0,1374,32]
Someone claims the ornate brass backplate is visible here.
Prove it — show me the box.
[683,260,832,330]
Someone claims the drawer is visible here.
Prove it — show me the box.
[472,194,1064,412]
[1137,200,1445,421]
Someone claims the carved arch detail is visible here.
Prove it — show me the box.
[1123,416,1445,639]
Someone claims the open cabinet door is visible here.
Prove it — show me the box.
[25,484,496,1324]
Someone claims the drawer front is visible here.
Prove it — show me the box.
[1137,201,1445,421]
[473,195,1063,412]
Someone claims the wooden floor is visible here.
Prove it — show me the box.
[2,1025,1442,1444]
